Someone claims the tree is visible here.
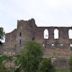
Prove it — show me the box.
[0,27,5,44]
[37,58,55,72]
[15,41,43,72]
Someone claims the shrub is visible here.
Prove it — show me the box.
[37,58,55,72]
[15,41,43,72]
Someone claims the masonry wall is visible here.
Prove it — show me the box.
[4,18,72,56]
[4,29,17,55]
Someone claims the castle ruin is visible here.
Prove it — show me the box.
[2,18,72,57]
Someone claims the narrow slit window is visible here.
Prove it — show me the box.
[20,40,21,46]
[20,32,22,37]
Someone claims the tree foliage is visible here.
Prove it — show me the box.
[0,27,5,40]
[37,58,55,72]
[0,27,5,45]
[15,41,43,72]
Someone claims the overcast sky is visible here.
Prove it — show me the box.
[0,0,72,33]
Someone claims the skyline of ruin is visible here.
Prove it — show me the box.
[0,0,72,33]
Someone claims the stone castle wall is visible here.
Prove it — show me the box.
[3,18,72,57]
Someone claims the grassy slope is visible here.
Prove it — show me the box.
[56,68,70,72]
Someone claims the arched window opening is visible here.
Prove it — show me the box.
[54,29,59,39]
[69,29,72,39]
[44,29,49,39]
[70,44,72,47]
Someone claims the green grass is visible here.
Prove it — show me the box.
[56,68,70,72]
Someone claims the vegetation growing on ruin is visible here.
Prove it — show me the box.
[0,27,5,44]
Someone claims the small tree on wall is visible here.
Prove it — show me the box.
[15,41,43,72]
[0,27,5,45]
